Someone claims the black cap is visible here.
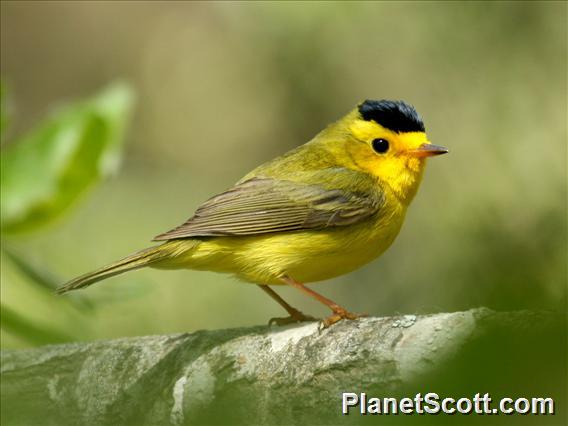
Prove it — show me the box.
[358,100,425,133]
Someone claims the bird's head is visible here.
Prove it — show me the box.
[335,99,448,203]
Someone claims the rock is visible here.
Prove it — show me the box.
[1,308,564,425]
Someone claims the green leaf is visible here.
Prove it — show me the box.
[0,82,135,233]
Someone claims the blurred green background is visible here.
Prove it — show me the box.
[0,1,566,350]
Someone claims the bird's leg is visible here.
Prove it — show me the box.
[280,275,367,328]
[257,285,318,326]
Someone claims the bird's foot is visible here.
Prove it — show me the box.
[268,309,318,326]
[320,308,368,329]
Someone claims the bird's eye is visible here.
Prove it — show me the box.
[372,138,389,154]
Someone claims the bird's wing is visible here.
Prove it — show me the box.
[153,177,382,240]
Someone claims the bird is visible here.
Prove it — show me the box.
[57,99,448,328]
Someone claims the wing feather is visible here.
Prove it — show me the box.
[153,176,382,240]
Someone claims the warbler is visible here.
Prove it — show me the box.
[57,100,447,327]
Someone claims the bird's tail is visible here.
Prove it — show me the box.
[56,242,187,295]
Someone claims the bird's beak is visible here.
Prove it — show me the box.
[407,143,449,158]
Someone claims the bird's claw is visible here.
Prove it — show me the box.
[320,308,368,329]
[268,309,318,326]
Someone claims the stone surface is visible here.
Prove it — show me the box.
[1,308,564,425]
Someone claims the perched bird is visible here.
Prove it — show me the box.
[57,100,447,327]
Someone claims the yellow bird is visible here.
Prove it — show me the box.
[57,100,447,327]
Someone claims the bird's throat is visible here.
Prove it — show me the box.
[381,160,426,206]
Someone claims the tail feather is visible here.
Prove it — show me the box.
[56,244,172,295]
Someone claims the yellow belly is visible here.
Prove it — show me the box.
[155,202,406,285]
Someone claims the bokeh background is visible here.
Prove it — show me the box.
[1,1,565,352]
[1,3,566,425]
